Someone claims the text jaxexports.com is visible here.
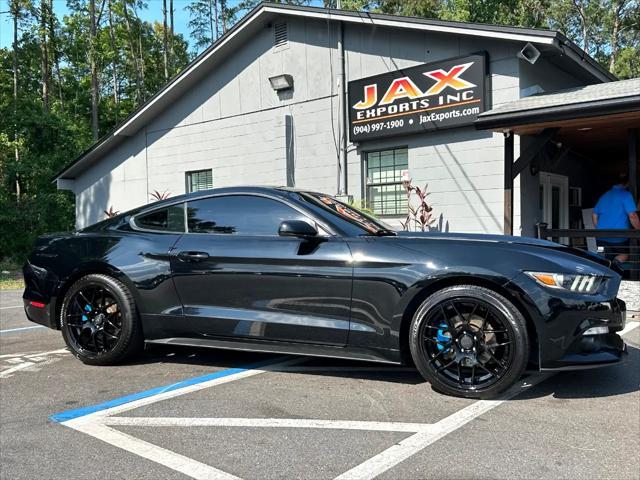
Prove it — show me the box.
[419,106,480,125]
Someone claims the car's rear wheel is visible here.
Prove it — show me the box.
[409,285,529,399]
[60,274,143,365]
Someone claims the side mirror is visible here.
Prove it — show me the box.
[278,220,318,239]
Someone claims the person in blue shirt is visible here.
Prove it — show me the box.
[592,173,640,262]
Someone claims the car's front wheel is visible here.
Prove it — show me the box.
[60,274,143,365]
[409,285,529,399]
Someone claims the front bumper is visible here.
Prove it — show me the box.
[540,331,628,371]
[507,273,628,370]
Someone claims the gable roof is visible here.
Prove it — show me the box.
[476,77,640,130]
[55,1,615,181]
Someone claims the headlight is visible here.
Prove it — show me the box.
[525,272,605,294]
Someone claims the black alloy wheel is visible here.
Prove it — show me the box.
[64,285,122,355]
[60,274,143,365]
[410,285,529,399]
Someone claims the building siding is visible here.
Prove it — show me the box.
[74,129,148,228]
[72,15,576,235]
[344,27,521,233]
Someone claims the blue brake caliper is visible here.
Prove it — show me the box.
[82,304,92,322]
[435,323,451,351]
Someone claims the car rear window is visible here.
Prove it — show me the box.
[134,204,185,232]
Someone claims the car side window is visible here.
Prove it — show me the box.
[134,204,185,232]
[186,195,308,236]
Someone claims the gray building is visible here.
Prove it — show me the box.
[55,2,619,237]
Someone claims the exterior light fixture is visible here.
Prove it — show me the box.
[269,74,294,91]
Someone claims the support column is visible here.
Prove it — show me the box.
[337,20,347,195]
[629,128,638,199]
[629,128,638,281]
[504,132,514,235]
[285,114,295,187]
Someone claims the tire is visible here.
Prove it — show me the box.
[60,274,143,365]
[409,285,529,399]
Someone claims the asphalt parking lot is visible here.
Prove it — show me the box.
[1,288,639,480]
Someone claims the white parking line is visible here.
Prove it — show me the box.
[0,305,22,310]
[0,348,69,378]
[0,348,68,359]
[0,325,46,334]
[68,357,306,422]
[619,321,639,336]
[61,363,550,480]
[61,357,304,480]
[103,417,430,433]
[337,324,639,479]
[56,324,639,480]
[334,372,552,480]
[0,361,37,378]
[74,421,241,480]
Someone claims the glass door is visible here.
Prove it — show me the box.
[539,172,569,244]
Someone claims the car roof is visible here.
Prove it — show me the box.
[87,186,320,229]
[81,186,333,232]
[146,186,318,208]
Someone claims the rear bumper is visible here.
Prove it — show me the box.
[22,261,59,329]
[23,298,57,329]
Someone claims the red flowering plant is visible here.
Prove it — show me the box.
[400,173,435,232]
[150,190,171,201]
[104,206,120,218]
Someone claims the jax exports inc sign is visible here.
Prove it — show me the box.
[348,54,487,141]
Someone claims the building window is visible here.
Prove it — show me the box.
[365,148,408,216]
[186,169,213,193]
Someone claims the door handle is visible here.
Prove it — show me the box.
[177,251,210,262]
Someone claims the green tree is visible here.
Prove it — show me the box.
[330,0,640,78]
[546,0,639,78]
[1,0,637,265]
[0,0,190,262]
[186,0,221,53]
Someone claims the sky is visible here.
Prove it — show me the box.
[0,0,262,50]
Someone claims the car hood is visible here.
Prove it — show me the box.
[394,231,617,272]
[396,231,556,247]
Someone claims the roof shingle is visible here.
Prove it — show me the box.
[480,78,640,117]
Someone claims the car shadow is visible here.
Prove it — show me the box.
[514,343,640,401]
[131,344,425,385]
[130,342,639,396]
[129,344,283,371]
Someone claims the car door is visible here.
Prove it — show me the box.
[170,194,353,346]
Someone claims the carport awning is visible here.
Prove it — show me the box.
[475,78,640,236]
[475,77,640,137]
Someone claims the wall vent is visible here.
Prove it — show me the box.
[274,23,288,48]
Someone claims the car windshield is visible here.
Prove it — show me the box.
[299,192,396,236]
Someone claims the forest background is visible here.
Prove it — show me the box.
[0,0,638,265]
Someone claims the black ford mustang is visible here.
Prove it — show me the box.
[23,187,627,398]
